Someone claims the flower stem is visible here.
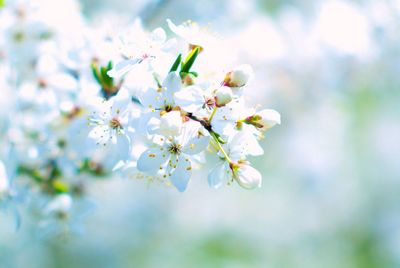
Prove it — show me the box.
[208,107,217,123]
[210,132,231,163]
[185,111,231,163]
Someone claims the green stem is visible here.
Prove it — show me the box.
[208,107,217,123]
[211,132,232,163]
[186,111,231,163]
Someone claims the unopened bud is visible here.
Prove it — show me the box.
[214,86,233,107]
[224,64,253,87]
[246,109,281,131]
[232,163,262,189]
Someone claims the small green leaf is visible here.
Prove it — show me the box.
[107,61,113,71]
[212,132,226,144]
[181,47,199,74]
[169,54,182,73]
[100,66,112,87]
[91,62,102,85]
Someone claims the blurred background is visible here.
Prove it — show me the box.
[1,0,400,267]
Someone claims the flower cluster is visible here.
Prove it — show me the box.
[0,0,280,231]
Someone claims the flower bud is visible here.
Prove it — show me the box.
[233,163,262,189]
[159,110,182,136]
[224,64,253,87]
[246,109,281,131]
[214,86,233,107]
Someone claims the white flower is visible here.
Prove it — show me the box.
[137,121,209,192]
[167,19,215,49]
[140,72,186,136]
[88,88,132,162]
[108,21,175,78]
[18,54,78,110]
[211,99,249,136]
[174,85,214,115]
[174,85,232,116]
[141,72,182,112]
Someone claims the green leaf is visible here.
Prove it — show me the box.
[107,61,113,71]
[17,166,44,182]
[181,47,199,74]
[92,61,114,89]
[0,0,5,8]
[169,54,182,73]
[100,66,113,88]
[189,71,198,77]
[91,62,102,85]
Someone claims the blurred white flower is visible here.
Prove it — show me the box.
[314,1,372,56]
[0,161,9,196]
[108,21,175,78]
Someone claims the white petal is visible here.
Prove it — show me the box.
[228,131,263,158]
[159,111,182,136]
[168,155,192,192]
[150,27,166,43]
[140,87,163,109]
[257,109,281,130]
[174,86,204,113]
[110,88,131,115]
[88,125,110,145]
[137,148,167,173]
[166,19,181,36]
[107,59,140,78]
[208,161,230,189]
[114,134,131,160]
[162,72,181,95]
[181,122,210,155]
[147,116,161,135]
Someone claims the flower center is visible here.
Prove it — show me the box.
[204,97,215,110]
[168,143,182,155]
[109,118,122,130]
[163,104,173,112]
